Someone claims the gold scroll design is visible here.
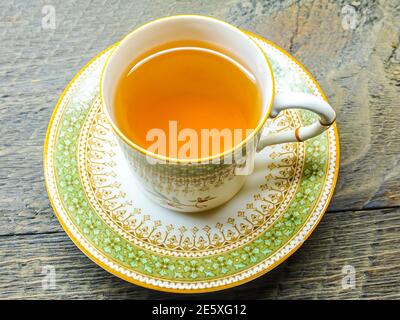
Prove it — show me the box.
[79,101,304,256]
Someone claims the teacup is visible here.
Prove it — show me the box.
[101,15,336,212]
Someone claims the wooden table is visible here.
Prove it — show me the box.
[1,0,399,299]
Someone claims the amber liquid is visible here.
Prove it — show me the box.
[114,45,261,159]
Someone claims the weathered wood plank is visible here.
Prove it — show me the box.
[1,0,400,299]
[251,0,400,211]
[0,146,61,236]
[1,207,399,299]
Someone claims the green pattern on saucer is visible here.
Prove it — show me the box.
[44,34,339,292]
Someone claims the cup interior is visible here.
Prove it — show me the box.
[101,15,274,158]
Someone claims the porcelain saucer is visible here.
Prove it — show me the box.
[44,32,339,293]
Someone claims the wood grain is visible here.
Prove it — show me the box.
[0,0,399,299]
[250,0,400,211]
[1,207,399,299]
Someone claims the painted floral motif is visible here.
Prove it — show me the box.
[147,189,216,210]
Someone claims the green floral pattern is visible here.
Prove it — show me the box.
[47,36,337,289]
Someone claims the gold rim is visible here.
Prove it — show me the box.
[99,14,275,163]
[44,31,340,294]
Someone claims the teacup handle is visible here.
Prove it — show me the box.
[256,92,336,151]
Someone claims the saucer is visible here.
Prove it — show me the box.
[44,32,339,293]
